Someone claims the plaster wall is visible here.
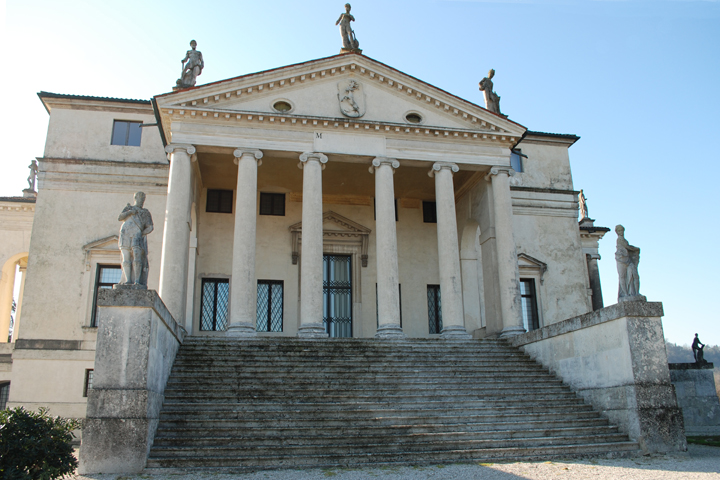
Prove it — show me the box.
[44,108,164,163]
[513,139,574,191]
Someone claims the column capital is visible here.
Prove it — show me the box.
[298,152,328,170]
[164,144,196,155]
[428,162,459,177]
[485,166,515,181]
[233,148,263,165]
[369,157,399,174]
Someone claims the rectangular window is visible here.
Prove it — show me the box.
[376,284,402,328]
[422,201,437,223]
[0,383,9,410]
[91,265,122,327]
[520,279,540,331]
[200,279,229,331]
[111,120,142,146]
[206,189,233,214]
[83,370,93,398]
[259,193,285,216]
[510,150,526,173]
[256,280,283,332]
[373,198,398,221]
[427,284,442,334]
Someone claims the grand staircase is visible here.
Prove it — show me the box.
[146,337,638,472]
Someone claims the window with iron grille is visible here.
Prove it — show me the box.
[0,382,9,410]
[422,201,437,223]
[373,198,398,221]
[520,278,540,331]
[376,284,402,328]
[427,284,442,334]
[111,120,142,146]
[200,279,229,331]
[256,280,283,332]
[259,193,285,216]
[206,189,233,213]
[91,265,122,327]
[83,369,94,398]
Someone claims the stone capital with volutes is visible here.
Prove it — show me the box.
[298,152,329,170]
[369,157,400,174]
[485,166,515,181]
[233,148,263,166]
[164,143,196,162]
[428,162,459,178]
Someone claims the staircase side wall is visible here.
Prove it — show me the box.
[510,301,687,454]
[79,289,186,474]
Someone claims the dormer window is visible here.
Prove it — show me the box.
[111,120,142,146]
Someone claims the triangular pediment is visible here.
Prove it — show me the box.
[155,54,526,145]
[290,211,371,234]
[83,235,118,252]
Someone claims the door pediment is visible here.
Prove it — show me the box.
[289,211,371,267]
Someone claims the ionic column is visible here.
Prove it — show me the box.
[227,148,263,337]
[159,144,195,322]
[487,167,524,337]
[297,152,329,338]
[370,158,406,339]
[429,162,470,339]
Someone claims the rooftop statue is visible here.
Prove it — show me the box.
[615,225,642,302]
[336,3,361,53]
[176,40,204,90]
[479,69,502,116]
[26,159,39,191]
[116,192,154,289]
[579,189,589,220]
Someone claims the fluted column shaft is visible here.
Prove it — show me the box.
[297,152,329,338]
[159,144,195,322]
[227,149,263,336]
[429,162,470,339]
[489,167,525,337]
[371,158,406,339]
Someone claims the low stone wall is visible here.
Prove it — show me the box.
[509,301,686,454]
[79,289,186,474]
[669,363,720,436]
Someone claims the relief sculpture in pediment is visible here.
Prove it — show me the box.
[337,79,366,118]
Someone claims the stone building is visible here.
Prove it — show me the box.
[0,53,685,469]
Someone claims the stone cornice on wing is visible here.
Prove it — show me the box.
[154,54,526,148]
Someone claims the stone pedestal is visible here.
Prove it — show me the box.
[227,149,263,337]
[79,289,186,474]
[429,163,470,339]
[669,363,720,436]
[297,153,329,338]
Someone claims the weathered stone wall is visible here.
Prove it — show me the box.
[669,363,720,436]
[510,301,687,453]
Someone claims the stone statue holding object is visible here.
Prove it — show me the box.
[479,69,502,116]
[117,192,154,288]
[176,40,204,90]
[615,225,643,302]
[692,334,707,364]
[336,3,361,53]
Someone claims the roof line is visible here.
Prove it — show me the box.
[38,91,151,105]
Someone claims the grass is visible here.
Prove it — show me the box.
[686,436,720,447]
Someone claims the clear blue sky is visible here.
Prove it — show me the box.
[3,0,719,345]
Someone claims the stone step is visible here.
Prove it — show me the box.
[165,377,563,389]
[168,363,547,374]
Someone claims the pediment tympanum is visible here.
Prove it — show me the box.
[518,253,548,284]
[289,211,371,266]
[83,235,119,270]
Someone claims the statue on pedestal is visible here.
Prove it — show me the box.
[117,192,154,288]
[579,189,589,220]
[336,3,361,53]
[26,160,39,191]
[692,334,707,365]
[479,69,502,116]
[615,225,642,301]
[176,40,204,90]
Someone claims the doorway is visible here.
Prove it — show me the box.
[323,254,352,337]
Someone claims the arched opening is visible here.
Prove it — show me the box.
[0,252,29,343]
[460,220,484,334]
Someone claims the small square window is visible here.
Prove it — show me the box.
[91,265,121,327]
[111,120,142,146]
[259,193,285,216]
[83,370,94,397]
[422,201,437,223]
[206,189,233,213]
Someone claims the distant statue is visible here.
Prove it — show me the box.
[26,160,39,191]
[336,3,360,52]
[692,334,707,364]
[117,192,154,288]
[479,69,502,115]
[615,225,641,300]
[176,40,204,89]
[579,189,589,219]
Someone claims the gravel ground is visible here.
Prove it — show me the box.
[72,445,720,480]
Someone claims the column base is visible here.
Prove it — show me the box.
[499,325,526,338]
[440,325,472,339]
[375,324,407,340]
[225,322,257,337]
[297,323,329,338]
